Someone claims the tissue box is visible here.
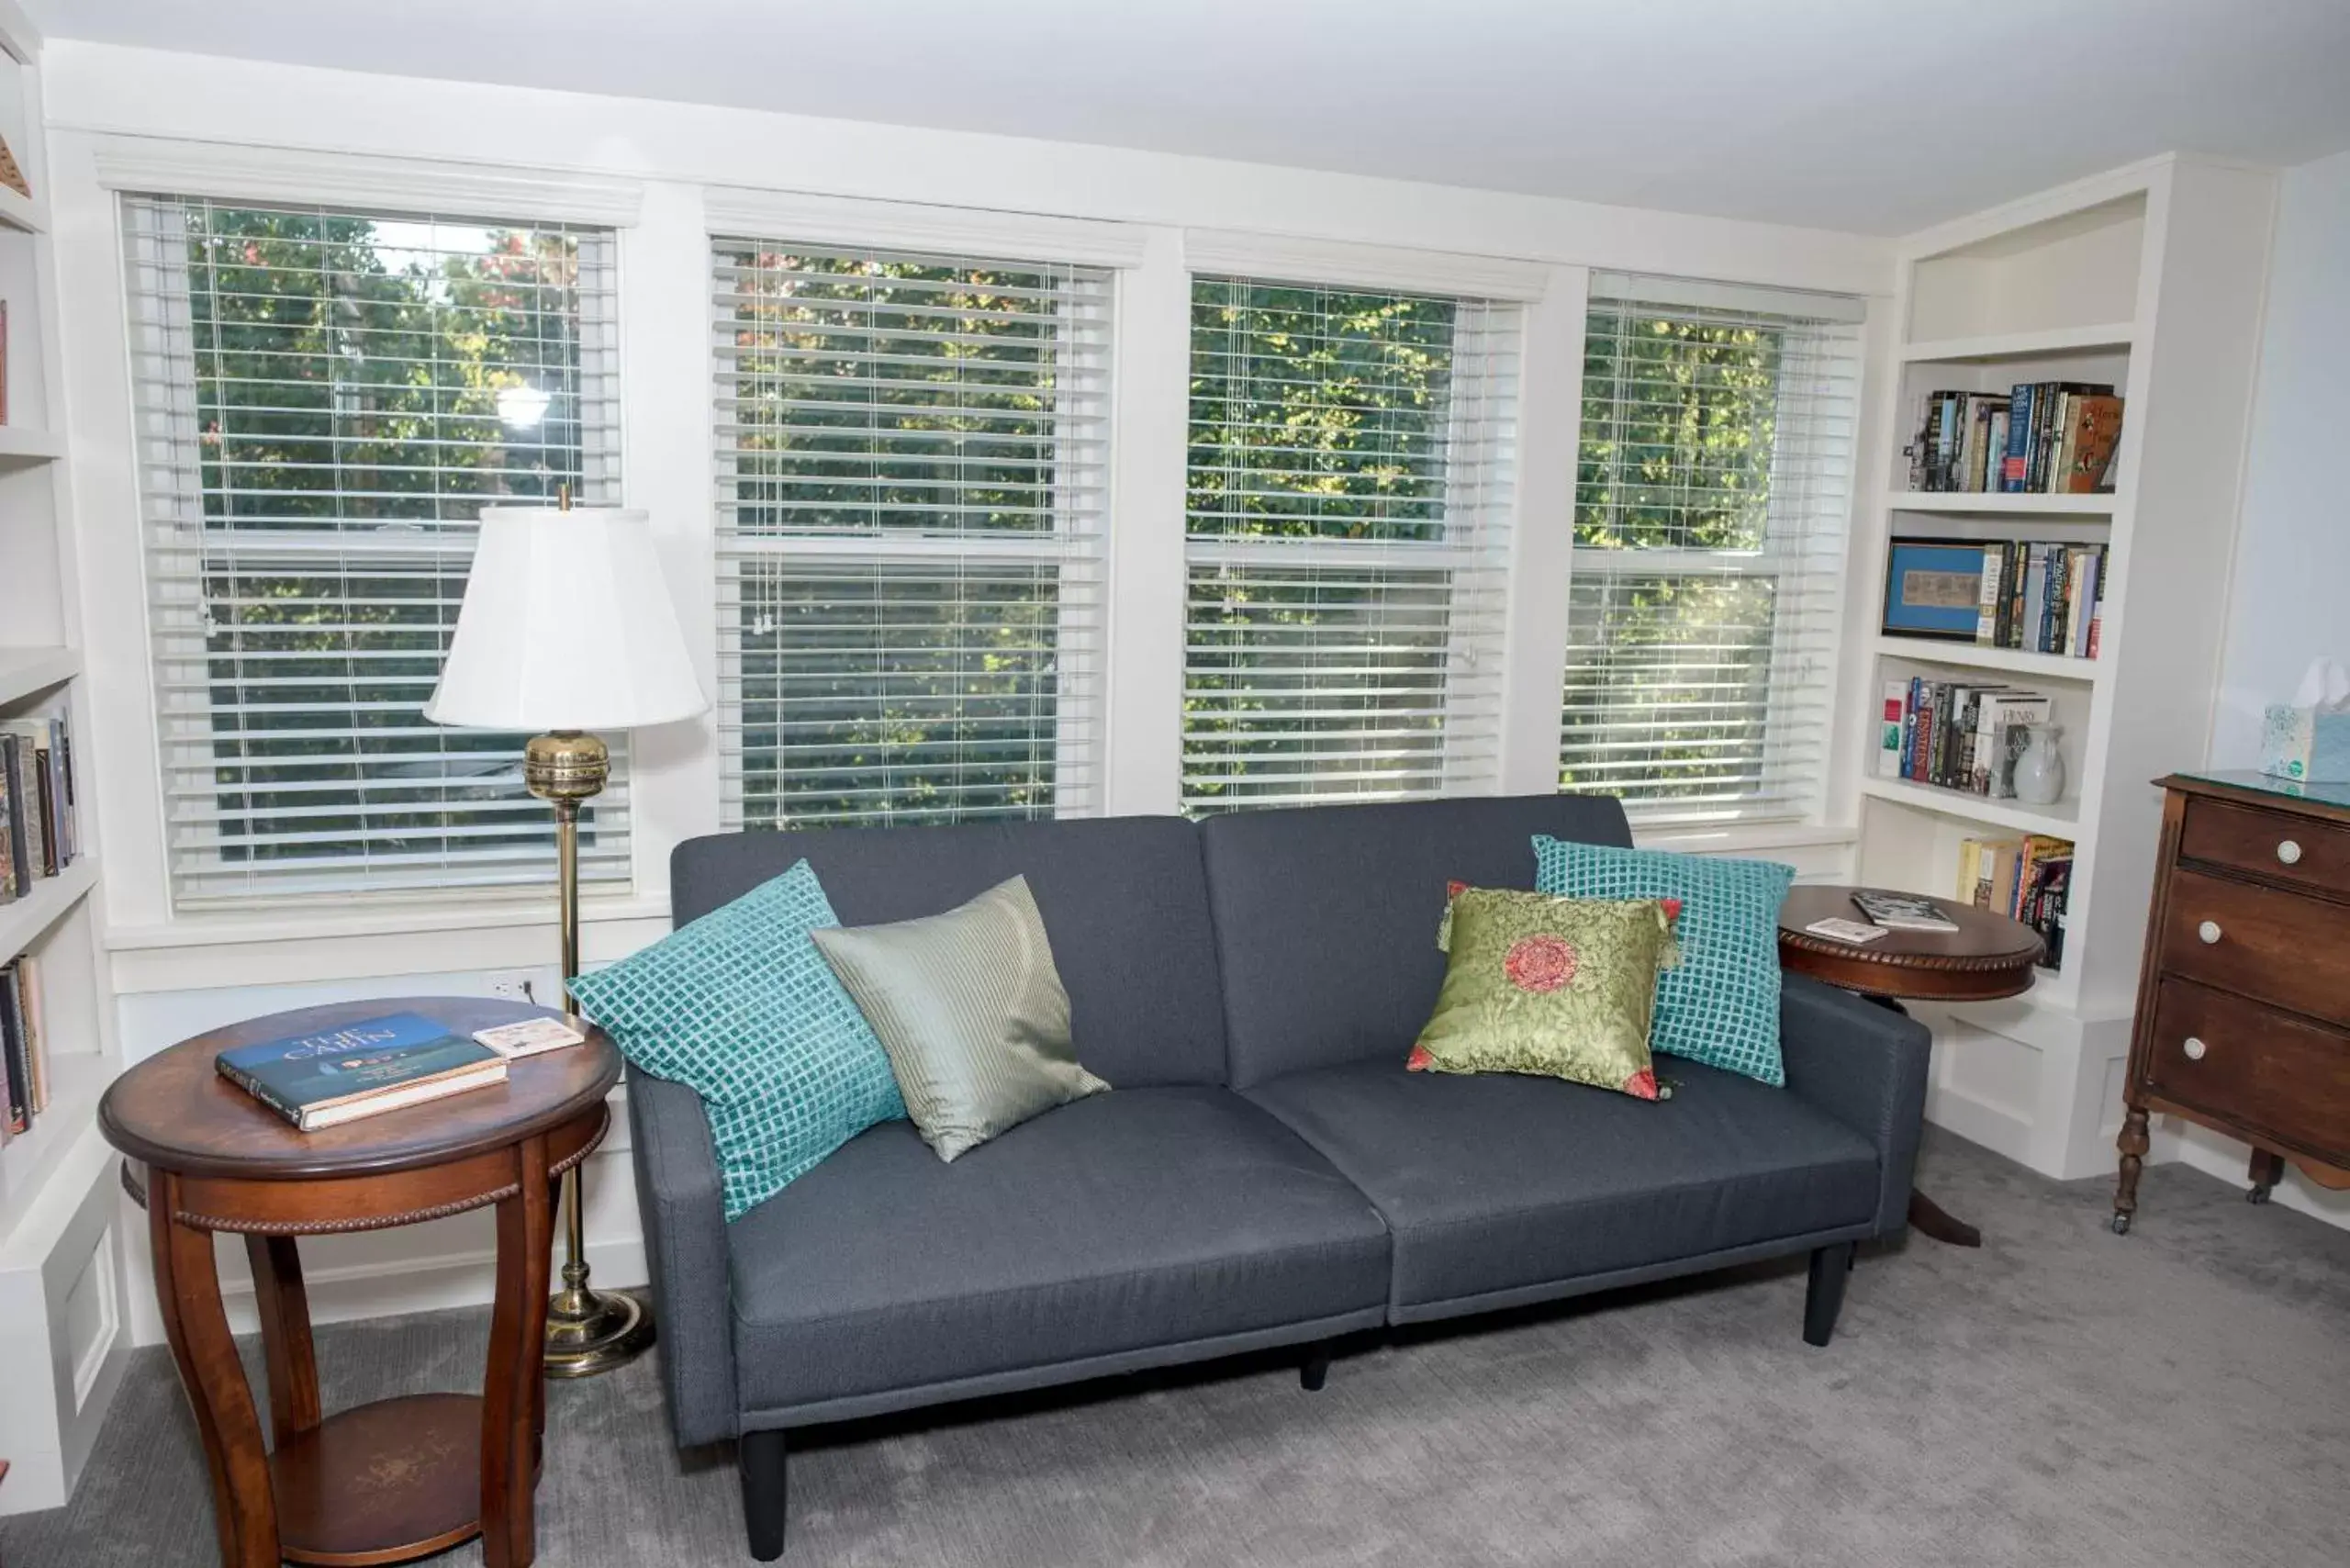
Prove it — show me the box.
[2261,704,2350,783]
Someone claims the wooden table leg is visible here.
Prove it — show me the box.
[483,1133,554,1568]
[150,1171,278,1568]
[2246,1147,2286,1204]
[243,1235,321,1447]
[1908,1188,1984,1248]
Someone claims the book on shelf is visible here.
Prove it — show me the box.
[1969,541,2104,657]
[1957,834,2074,969]
[1881,678,2053,799]
[0,707,79,903]
[1851,890,1959,933]
[216,1011,509,1132]
[1904,384,2122,494]
[0,953,50,1140]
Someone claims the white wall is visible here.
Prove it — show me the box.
[2179,146,2350,1227]
[45,41,1895,1340]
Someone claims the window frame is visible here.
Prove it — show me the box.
[119,188,630,909]
[707,232,1117,832]
[1560,273,1867,828]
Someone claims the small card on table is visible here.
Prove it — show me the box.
[1804,917,1891,946]
[472,1017,588,1059]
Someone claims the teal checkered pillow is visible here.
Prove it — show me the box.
[1531,836,1794,1087]
[570,860,905,1221]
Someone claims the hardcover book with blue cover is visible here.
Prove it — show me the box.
[215,1011,507,1131]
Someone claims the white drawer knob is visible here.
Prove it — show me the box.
[2184,1036,2208,1061]
[2199,920,2223,945]
[2277,839,2303,865]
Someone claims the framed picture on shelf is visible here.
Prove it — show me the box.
[1882,538,1987,641]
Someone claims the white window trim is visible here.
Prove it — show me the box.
[1182,229,1552,302]
[90,136,645,227]
[702,186,1148,270]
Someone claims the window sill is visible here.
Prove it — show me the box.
[106,892,672,953]
[106,893,676,996]
[1628,821,1859,857]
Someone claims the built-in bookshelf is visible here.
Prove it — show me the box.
[1849,156,2278,1182]
[0,1,129,1518]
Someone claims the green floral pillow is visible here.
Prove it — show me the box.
[1409,888,1680,1100]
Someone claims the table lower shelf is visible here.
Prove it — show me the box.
[269,1394,483,1567]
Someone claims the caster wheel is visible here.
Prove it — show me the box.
[2109,1213,2132,1235]
[2247,1185,2272,1205]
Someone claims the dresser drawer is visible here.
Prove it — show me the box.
[2180,797,2350,898]
[2160,868,2350,1029]
[2143,977,2350,1160]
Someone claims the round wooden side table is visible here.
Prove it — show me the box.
[100,997,621,1568]
[1777,885,2044,1249]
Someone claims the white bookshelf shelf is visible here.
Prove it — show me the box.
[0,8,131,1518]
[1872,634,2104,683]
[1859,158,2277,1188]
[0,426,64,467]
[0,857,95,968]
[0,1052,108,1231]
[0,645,79,707]
[1900,322,2135,363]
[1859,775,2079,837]
[0,182,47,236]
[1886,490,2119,517]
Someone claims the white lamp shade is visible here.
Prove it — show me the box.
[424,506,709,732]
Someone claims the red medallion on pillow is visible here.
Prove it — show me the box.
[1504,935,1577,992]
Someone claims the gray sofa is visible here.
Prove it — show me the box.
[629,794,1930,1560]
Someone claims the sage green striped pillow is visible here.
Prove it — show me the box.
[811,875,1108,1162]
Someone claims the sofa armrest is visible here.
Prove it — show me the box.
[1777,973,1932,1238]
[627,1071,737,1447]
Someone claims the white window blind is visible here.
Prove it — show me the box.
[1561,272,1863,823]
[122,195,623,905]
[711,241,1110,829]
[1183,275,1520,812]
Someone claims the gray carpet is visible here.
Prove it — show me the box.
[7,1130,2346,1567]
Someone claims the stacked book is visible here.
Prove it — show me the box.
[1956,834,2074,969]
[217,1011,584,1132]
[0,954,50,1141]
[1973,541,2105,657]
[1877,678,2051,798]
[1,707,79,902]
[1906,383,2123,494]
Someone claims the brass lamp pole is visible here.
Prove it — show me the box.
[424,501,708,1383]
[528,728,653,1376]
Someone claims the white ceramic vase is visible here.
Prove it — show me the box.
[2013,722,2065,807]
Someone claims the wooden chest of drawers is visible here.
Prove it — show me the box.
[2113,773,2350,1231]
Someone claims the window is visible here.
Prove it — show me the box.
[1561,273,1863,823]
[122,195,622,905]
[711,241,1110,829]
[1183,275,1520,812]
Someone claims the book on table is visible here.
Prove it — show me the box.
[1849,890,1961,933]
[215,1011,508,1131]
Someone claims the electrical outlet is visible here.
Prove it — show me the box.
[486,969,542,1006]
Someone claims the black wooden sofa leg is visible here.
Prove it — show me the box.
[1804,1242,1855,1347]
[1301,1342,1333,1392]
[742,1428,789,1561]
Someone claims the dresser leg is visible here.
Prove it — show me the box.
[2112,1106,2150,1234]
[2246,1148,2285,1204]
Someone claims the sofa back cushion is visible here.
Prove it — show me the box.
[671,817,1228,1088]
[1199,794,1634,1088]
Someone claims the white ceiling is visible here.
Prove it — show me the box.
[25,0,2350,235]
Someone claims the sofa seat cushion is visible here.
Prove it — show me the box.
[1245,1058,1879,1319]
[727,1086,1391,1417]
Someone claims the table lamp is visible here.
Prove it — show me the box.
[425,502,707,1377]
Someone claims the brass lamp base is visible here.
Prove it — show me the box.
[526,730,655,1379]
